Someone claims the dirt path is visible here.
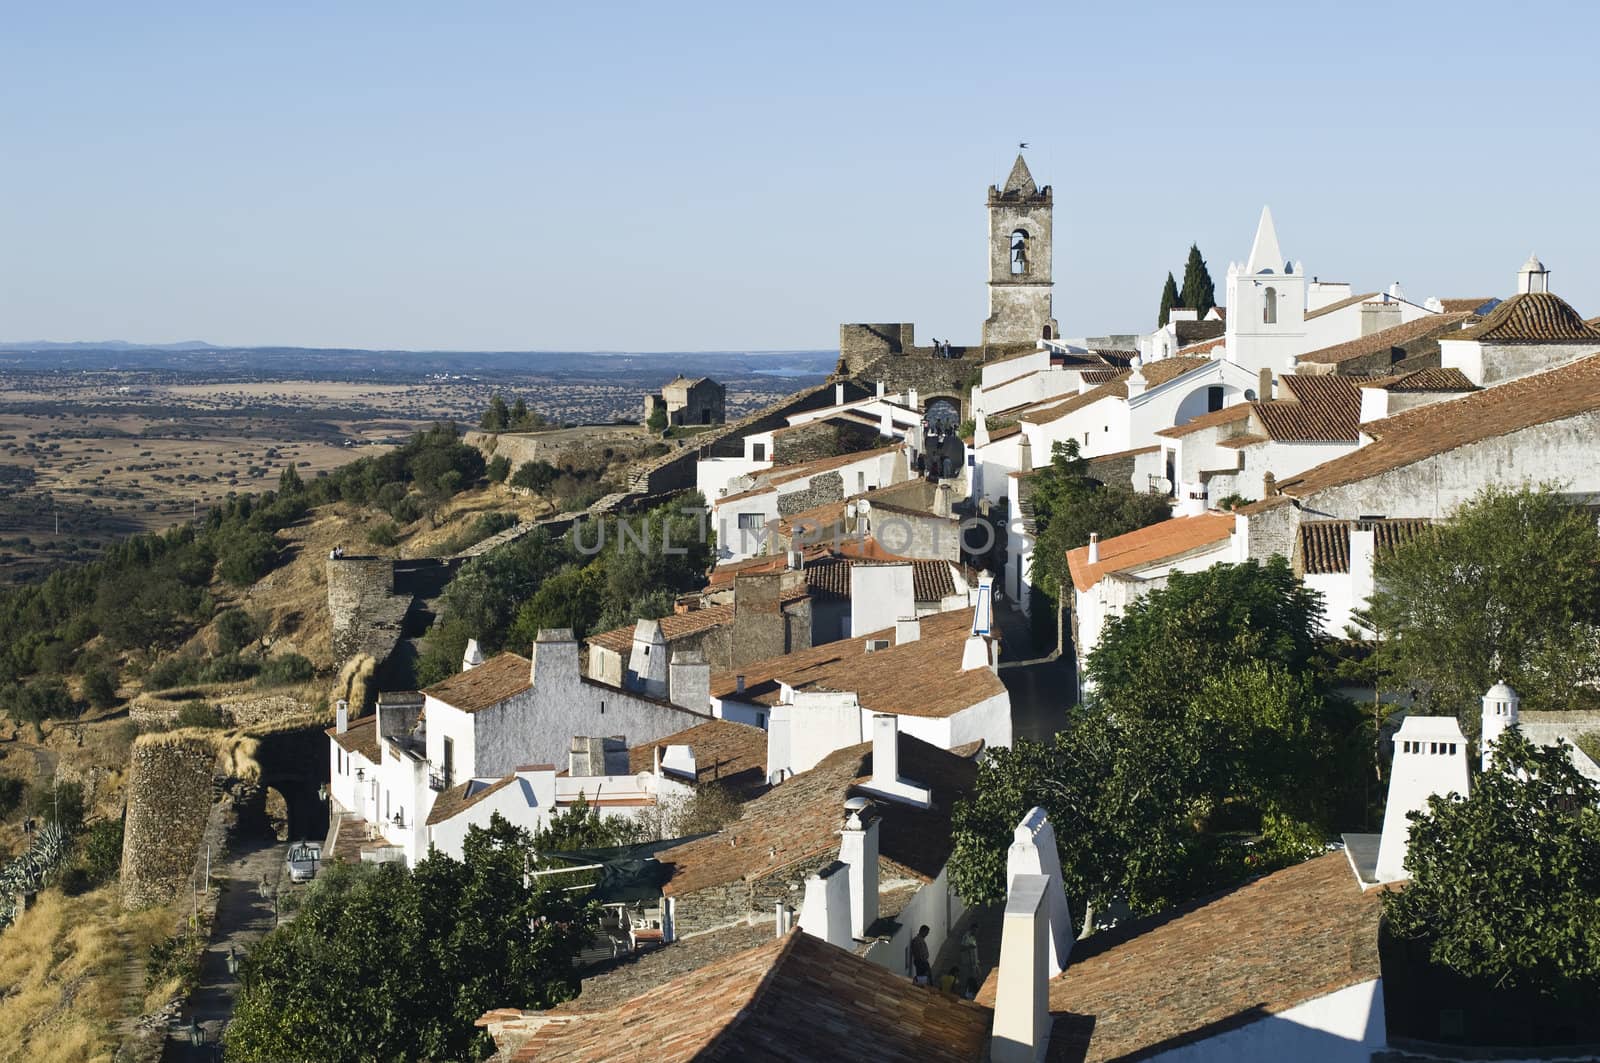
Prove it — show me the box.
[163,839,285,1060]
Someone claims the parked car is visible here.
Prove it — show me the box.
[286,841,322,883]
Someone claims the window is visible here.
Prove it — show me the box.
[756,712,766,728]
[751,442,766,461]
[857,471,866,493]
[442,737,454,788]
[1263,287,1278,324]
[1010,229,1028,275]
[737,513,764,531]
[1042,325,1053,339]
[1207,386,1224,413]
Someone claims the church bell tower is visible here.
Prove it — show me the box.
[982,154,1059,351]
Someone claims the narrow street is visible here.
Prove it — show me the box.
[995,598,1078,743]
[163,839,286,1060]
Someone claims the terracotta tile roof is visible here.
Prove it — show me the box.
[1447,291,1600,344]
[626,719,770,797]
[425,774,519,826]
[803,555,958,602]
[656,732,979,896]
[1154,403,1253,439]
[1066,512,1232,593]
[977,852,1384,1062]
[490,931,992,1062]
[1439,297,1499,314]
[1026,358,1213,426]
[326,715,380,762]
[1174,335,1225,357]
[1278,351,1600,497]
[423,652,532,713]
[1295,311,1475,366]
[1255,374,1364,442]
[1302,291,1381,320]
[1297,518,1434,574]
[587,603,738,655]
[1357,367,1477,392]
[709,607,1004,718]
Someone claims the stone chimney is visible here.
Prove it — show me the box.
[531,629,580,688]
[1480,681,1520,771]
[798,860,853,949]
[1361,300,1402,336]
[732,572,787,669]
[934,481,953,518]
[1262,470,1278,497]
[1257,366,1272,402]
[838,797,880,939]
[895,616,921,645]
[462,639,486,671]
[1018,434,1033,473]
[668,649,710,713]
[1087,532,1100,564]
[1008,808,1073,977]
[1374,716,1469,883]
[335,698,349,735]
[991,872,1053,1063]
[735,673,746,695]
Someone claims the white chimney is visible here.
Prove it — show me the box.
[1374,716,1469,883]
[1008,808,1073,977]
[1481,681,1520,771]
[798,860,853,949]
[835,382,845,406]
[1125,356,1147,399]
[991,872,1053,1063]
[1018,434,1032,473]
[335,698,349,735]
[1517,253,1550,294]
[858,714,932,808]
[462,638,485,671]
[908,387,919,410]
[1258,366,1272,401]
[1349,524,1377,609]
[895,616,921,645]
[961,634,993,672]
[879,407,894,437]
[660,743,697,780]
[668,649,710,713]
[775,902,795,937]
[974,409,991,448]
[531,629,580,687]
[839,797,879,939]
[1087,533,1100,564]
[875,380,886,399]
[934,482,952,518]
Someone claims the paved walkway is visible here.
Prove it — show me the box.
[994,598,1079,744]
[163,839,285,1061]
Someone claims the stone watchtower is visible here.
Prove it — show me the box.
[982,154,1059,349]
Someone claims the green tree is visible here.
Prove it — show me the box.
[508,563,608,644]
[82,665,119,709]
[226,815,597,1062]
[1384,730,1600,996]
[1366,485,1600,724]
[1179,244,1216,319]
[510,460,559,492]
[214,608,261,655]
[1027,440,1172,602]
[481,395,511,432]
[4,677,81,733]
[487,455,511,483]
[645,402,667,433]
[1158,270,1180,327]
[277,464,304,496]
[216,527,278,586]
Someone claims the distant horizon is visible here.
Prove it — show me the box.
[0,339,838,357]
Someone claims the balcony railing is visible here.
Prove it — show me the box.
[428,766,452,792]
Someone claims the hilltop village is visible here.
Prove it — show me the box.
[4,154,1600,1062]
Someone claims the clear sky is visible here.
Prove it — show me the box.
[4,1,1596,352]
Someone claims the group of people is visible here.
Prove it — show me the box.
[909,924,980,1000]
[927,338,957,358]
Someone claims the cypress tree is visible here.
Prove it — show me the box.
[1158,272,1180,327]
[1179,245,1217,319]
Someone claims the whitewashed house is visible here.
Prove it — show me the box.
[710,444,907,562]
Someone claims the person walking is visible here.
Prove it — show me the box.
[910,924,932,985]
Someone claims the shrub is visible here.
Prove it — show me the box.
[175,700,227,729]
[487,455,511,483]
[79,817,124,886]
[0,772,23,819]
[215,608,261,654]
[82,665,119,709]
[510,460,559,492]
[146,654,200,690]
[198,654,257,684]
[256,654,315,688]
[365,520,402,548]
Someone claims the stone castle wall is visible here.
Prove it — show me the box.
[121,736,219,909]
[326,557,411,667]
[776,471,844,517]
[772,419,881,465]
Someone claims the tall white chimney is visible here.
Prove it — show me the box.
[1008,808,1073,977]
[1018,434,1033,473]
[1374,716,1469,883]
[839,797,879,939]
[1481,681,1520,771]
[1087,533,1100,564]
[860,714,932,807]
[462,638,485,671]
[908,387,919,410]
[835,382,845,406]
[335,698,349,735]
[798,861,853,949]
[895,616,921,645]
[875,380,886,399]
[991,872,1053,1063]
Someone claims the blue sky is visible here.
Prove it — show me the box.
[3,1,1596,351]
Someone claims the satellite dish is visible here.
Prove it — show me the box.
[844,796,870,813]
[857,499,872,515]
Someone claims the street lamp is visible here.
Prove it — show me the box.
[226,946,239,976]
[188,1018,203,1046]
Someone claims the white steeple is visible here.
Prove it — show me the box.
[1245,206,1284,274]
[1480,680,1520,771]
